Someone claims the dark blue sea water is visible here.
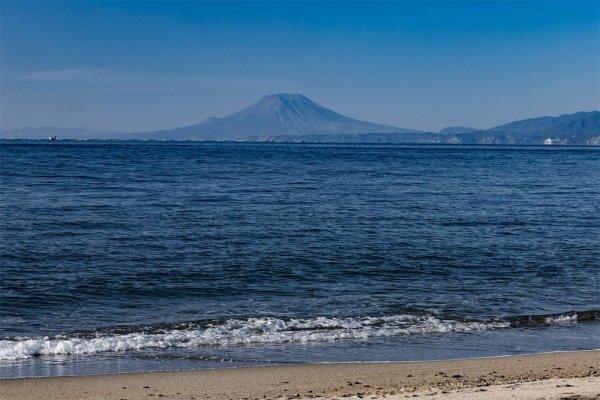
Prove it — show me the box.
[1,141,598,378]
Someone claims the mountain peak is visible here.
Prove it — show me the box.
[252,93,315,111]
[261,93,308,101]
[133,93,419,140]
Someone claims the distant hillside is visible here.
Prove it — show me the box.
[488,111,599,136]
[468,111,600,145]
[130,93,420,140]
[266,111,600,145]
[438,127,478,135]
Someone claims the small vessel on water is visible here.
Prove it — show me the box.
[49,134,60,141]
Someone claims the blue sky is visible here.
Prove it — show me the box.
[1,1,598,132]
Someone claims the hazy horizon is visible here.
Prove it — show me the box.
[2,92,600,135]
[1,1,599,133]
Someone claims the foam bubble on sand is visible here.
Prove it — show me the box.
[0,314,511,360]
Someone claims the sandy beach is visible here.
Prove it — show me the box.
[1,350,598,400]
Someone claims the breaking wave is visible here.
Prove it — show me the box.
[1,310,596,361]
[0,314,507,361]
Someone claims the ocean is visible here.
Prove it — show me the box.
[0,141,598,378]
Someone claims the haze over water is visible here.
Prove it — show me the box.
[0,142,598,377]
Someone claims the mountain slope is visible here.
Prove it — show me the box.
[487,111,599,136]
[132,93,419,140]
[457,111,600,145]
[266,111,600,145]
[438,127,478,135]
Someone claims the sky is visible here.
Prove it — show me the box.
[1,1,598,133]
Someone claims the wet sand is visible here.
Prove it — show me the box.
[1,350,598,400]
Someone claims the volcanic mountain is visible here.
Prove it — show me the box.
[132,93,418,140]
[5,95,597,144]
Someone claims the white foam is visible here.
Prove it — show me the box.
[544,314,578,324]
[0,314,510,361]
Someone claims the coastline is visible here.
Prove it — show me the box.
[1,350,598,400]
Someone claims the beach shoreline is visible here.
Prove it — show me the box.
[1,350,598,400]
